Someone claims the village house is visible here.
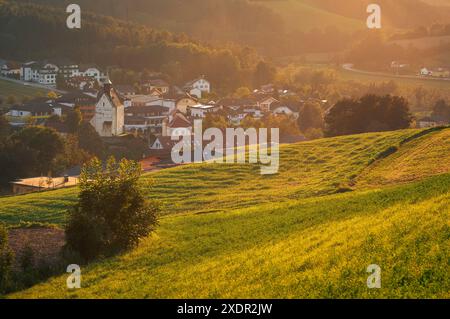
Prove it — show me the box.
[417,117,447,128]
[116,85,137,97]
[0,61,21,78]
[77,65,108,83]
[90,80,125,137]
[125,105,170,134]
[56,91,98,122]
[149,135,176,152]
[65,76,97,90]
[257,96,279,112]
[7,102,54,118]
[127,94,176,112]
[419,67,450,78]
[183,76,211,98]
[420,67,431,76]
[227,109,248,125]
[271,102,301,119]
[175,96,199,114]
[141,79,170,94]
[162,112,192,137]
[24,61,59,85]
[10,175,78,195]
[187,104,221,118]
[53,58,79,79]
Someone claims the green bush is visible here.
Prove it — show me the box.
[65,157,159,261]
[0,224,14,294]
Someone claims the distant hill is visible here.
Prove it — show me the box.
[0,0,262,91]
[303,0,450,29]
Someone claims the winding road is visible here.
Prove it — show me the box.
[341,63,450,82]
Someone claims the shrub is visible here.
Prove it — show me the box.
[0,224,14,294]
[65,157,159,261]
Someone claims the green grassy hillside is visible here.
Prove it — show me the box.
[9,173,450,298]
[357,128,450,187]
[0,79,49,108]
[0,129,420,226]
[2,128,450,298]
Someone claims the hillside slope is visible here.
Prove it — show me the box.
[357,128,450,187]
[1,128,450,298]
[10,173,450,298]
[0,129,421,226]
[251,0,364,32]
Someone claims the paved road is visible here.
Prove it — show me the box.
[0,76,67,93]
[341,63,450,82]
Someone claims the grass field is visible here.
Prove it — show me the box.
[1,127,449,298]
[0,129,421,226]
[0,79,48,107]
[357,129,450,187]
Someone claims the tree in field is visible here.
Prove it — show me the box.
[0,224,14,294]
[64,107,82,134]
[77,122,105,158]
[431,99,450,123]
[65,157,159,261]
[298,101,324,132]
[325,94,413,137]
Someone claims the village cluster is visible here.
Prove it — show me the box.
[0,59,307,157]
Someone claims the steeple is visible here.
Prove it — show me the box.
[103,78,113,97]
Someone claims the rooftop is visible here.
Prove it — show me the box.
[11,176,79,189]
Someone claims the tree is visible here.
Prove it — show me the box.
[325,94,413,137]
[204,113,228,132]
[10,126,64,176]
[54,134,92,174]
[298,102,324,132]
[77,122,105,158]
[65,108,82,134]
[431,99,450,123]
[0,224,14,294]
[233,87,251,98]
[65,157,160,261]
[0,115,10,141]
[47,91,58,100]
[264,114,301,137]
[254,61,276,88]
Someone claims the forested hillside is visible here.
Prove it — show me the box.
[12,0,357,55]
[0,0,261,91]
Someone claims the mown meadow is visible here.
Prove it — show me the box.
[0,129,422,226]
[0,127,449,298]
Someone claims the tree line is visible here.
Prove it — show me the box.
[0,0,275,93]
